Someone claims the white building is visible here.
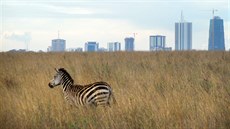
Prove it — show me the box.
[149,35,166,51]
[107,42,121,51]
[175,12,192,51]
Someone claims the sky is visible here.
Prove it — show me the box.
[0,0,230,51]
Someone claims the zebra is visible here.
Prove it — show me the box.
[48,68,116,107]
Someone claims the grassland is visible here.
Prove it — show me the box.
[0,52,230,129]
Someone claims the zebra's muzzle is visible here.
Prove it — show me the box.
[48,83,54,88]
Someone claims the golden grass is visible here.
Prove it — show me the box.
[0,52,230,129]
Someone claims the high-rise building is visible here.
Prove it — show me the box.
[85,42,99,52]
[150,35,166,51]
[175,12,192,51]
[108,42,121,51]
[51,39,66,52]
[208,16,225,51]
[125,37,134,51]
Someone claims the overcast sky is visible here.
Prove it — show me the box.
[0,0,229,51]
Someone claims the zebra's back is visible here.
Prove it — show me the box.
[75,81,113,106]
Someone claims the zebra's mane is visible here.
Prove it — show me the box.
[58,68,74,84]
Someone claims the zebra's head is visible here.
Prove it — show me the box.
[49,68,74,88]
[48,68,62,88]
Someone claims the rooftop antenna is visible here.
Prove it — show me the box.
[133,33,137,38]
[212,8,218,18]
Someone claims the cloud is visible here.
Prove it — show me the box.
[41,4,96,15]
[4,32,31,42]
[3,2,111,19]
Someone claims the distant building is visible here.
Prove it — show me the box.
[149,35,166,51]
[208,16,225,51]
[98,47,107,52]
[149,35,172,51]
[51,39,66,52]
[108,42,121,51]
[67,48,83,52]
[164,47,172,51]
[85,42,99,52]
[47,46,52,52]
[125,37,134,51]
[8,49,27,52]
[175,12,192,51]
[75,48,83,52]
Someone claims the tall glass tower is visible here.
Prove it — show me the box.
[175,12,192,51]
[208,16,225,51]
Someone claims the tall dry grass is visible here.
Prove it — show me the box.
[0,52,230,129]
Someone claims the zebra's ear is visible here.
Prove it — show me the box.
[55,68,58,72]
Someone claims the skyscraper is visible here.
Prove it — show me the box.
[125,37,134,51]
[149,35,166,51]
[208,16,225,51]
[85,42,99,52]
[175,12,192,51]
[51,39,66,52]
[108,42,121,51]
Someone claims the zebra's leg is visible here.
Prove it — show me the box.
[89,101,97,107]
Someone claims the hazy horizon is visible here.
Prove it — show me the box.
[0,0,230,51]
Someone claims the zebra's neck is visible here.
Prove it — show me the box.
[59,72,74,92]
[61,79,73,92]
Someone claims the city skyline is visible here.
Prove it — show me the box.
[1,0,229,51]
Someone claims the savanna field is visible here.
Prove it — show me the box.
[0,52,230,129]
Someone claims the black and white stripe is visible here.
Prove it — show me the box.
[48,68,115,107]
